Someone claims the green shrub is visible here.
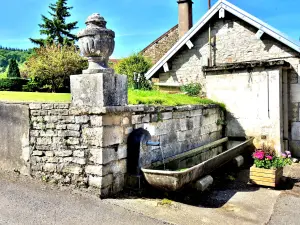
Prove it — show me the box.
[180,83,202,96]
[0,78,28,91]
[22,79,39,92]
[133,73,152,90]
[7,59,21,78]
[114,53,152,87]
[24,44,87,92]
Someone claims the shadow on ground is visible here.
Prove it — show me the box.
[113,155,297,209]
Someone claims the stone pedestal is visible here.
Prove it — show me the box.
[70,70,127,107]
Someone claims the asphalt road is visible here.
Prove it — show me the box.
[0,172,170,225]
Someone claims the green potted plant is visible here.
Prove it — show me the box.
[250,144,292,187]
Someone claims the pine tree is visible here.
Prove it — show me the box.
[7,59,20,78]
[29,0,78,46]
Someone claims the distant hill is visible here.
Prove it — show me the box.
[0,46,33,73]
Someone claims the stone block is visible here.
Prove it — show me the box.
[42,104,53,110]
[73,150,85,158]
[62,165,82,175]
[82,127,103,147]
[190,109,203,117]
[90,116,103,127]
[173,111,190,119]
[132,115,144,124]
[55,150,73,157]
[29,103,42,110]
[122,117,130,125]
[89,148,117,165]
[85,165,103,176]
[88,174,113,188]
[117,144,127,159]
[103,126,123,147]
[32,151,44,156]
[75,115,89,124]
[67,124,80,131]
[66,138,80,145]
[45,151,54,157]
[161,112,172,120]
[70,73,127,107]
[72,157,86,165]
[103,115,122,126]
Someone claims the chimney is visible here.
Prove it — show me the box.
[177,0,193,38]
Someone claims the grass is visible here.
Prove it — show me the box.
[0,89,225,108]
[0,91,71,103]
[128,89,225,108]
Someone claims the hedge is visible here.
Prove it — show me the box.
[0,78,29,91]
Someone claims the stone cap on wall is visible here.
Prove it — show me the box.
[203,60,291,73]
[68,104,221,116]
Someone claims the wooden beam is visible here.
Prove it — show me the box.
[186,40,194,49]
[219,8,225,18]
[163,62,169,72]
[255,29,264,39]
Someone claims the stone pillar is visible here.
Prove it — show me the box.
[177,0,193,38]
[70,13,128,107]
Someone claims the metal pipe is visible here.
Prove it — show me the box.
[146,141,160,146]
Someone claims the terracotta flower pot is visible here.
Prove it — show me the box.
[249,166,283,187]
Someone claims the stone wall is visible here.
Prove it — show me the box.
[156,14,300,156]
[142,25,179,64]
[27,103,223,197]
[0,103,29,173]
[205,67,284,152]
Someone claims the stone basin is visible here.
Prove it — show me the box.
[141,137,254,191]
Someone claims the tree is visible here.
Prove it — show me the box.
[7,59,20,78]
[29,0,78,46]
[114,54,153,87]
[24,45,87,92]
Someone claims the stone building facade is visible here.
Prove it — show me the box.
[141,25,179,64]
[145,0,300,156]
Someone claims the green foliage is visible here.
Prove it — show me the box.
[128,89,224,106]
[253,147,292,169]
[0,78,28,91]
[180,83,202,96]
[114,54,152,87]
[30,0,78,46]
[24,45,87,92]
[22,79,39,92]
[132,73,152,90]
[0,47,32,73]
[7,59,20,78]
[0,91,70,102]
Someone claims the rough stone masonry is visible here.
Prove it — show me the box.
[26,103,223,197]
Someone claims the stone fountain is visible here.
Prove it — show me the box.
[70,13,127,107]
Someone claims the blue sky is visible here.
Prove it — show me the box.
[0,0,299,58]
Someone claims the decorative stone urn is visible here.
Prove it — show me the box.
[70,13,127,108]
[77,13,115,74]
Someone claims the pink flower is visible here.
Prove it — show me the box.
[281,153,287,158]
[253,150,265,160]
[266,155,273,160]
[285,151,292,158]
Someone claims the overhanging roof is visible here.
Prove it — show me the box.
[145,0,300,79]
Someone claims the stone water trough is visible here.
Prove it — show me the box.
[141,137,254,191]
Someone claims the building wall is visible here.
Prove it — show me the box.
[157,14,300,156]
[206,68,284,152]
[0,103,29,173]
[26,103,223,197]
[142,26,179,64]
